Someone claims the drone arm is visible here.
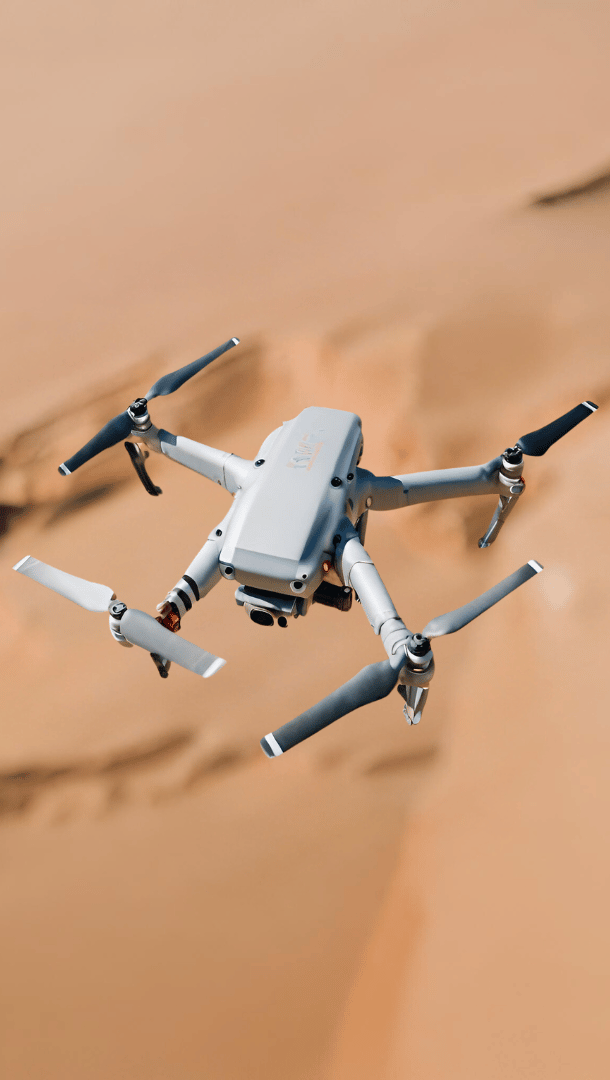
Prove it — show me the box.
[356,457,505,511]
[261,532,456,756]
[261,540,413,756]
[353,469,405,511]
[158,530,224,619]
[395,457,505,505]
[338,532,411,656]
[158,431,251,494]
[137,424,251,493]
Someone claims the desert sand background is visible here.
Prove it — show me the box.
[1,1,609,1077]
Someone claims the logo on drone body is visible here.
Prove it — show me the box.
[287,429,325,469]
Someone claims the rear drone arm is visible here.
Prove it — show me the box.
[57,336,247,489]
[395,456,509,505]
[353,455,520,547]
[132,415,251,494]
[354,400,600,534]
[354,455,506,512]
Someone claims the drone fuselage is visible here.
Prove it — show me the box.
[218,407,363,602]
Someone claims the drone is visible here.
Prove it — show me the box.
[13,337,599,757]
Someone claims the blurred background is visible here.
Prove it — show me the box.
[1,2,609,1077]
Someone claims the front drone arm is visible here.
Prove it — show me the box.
[156,526,225,620]
[151,524,228,676]
[261,536,413,757]
[260,553,544,757]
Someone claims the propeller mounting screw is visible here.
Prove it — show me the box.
[216,529,222,536]
[254,459,265,467]
[409,633,430,656]
[333,534,342,545]
[503,446,523,464]
[331,477,342,487]
[128,399,149,418]
[110,602,127,619]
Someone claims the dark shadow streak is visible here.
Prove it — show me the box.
[531,167,610,207]
[46,482,127,527]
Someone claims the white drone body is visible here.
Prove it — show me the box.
[14,337,599,757]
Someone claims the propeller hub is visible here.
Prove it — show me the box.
[405,634,433,673]
[128,399,151,431]
[109,602,127,620]
[409,633,430,656]
[404,634,434,675]
[503,445,523,465]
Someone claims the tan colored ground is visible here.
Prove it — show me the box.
[1,2,609,1077]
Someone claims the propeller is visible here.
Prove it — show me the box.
[13,555,115,611]
[58,337,240,475]
[261,559,543,756]
[260,655,403,758]
[13,556,225,678]
[421,560,542,638]
[515,400,598,457]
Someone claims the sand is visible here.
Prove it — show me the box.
[1,1,609,1076]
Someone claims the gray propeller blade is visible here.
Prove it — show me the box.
[59,337,239,475]
[422,559,543,639]
[262,559,546,758]
[13,556,225,677]
[120,609,225,678]
[59,411,133,475]
[516,400,598,456]
[144,337,239,400]
[13,556,115,612]
[261,655,402,757]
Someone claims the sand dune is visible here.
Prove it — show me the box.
[1,2,610,1077]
